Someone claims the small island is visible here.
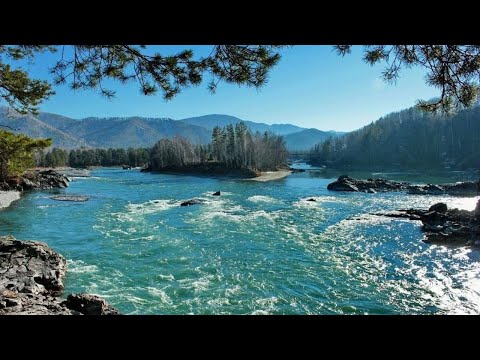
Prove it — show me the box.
[142,122,291,181]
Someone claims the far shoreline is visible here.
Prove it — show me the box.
[244,170,292,182]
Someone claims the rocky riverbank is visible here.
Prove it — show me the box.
[0,236,119,315]
[374,200,480,247]
[141,163,258,178]
[0,191,21,209]
[0,170,71,192]
[328,175,479,196]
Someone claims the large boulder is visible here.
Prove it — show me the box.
[428,202,448,213]
[66,294,120,315]
[0,236,120,315]
[180,199,205,206]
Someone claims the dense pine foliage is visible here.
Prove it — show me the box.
[0,130,51,181]
[309,105,480,169]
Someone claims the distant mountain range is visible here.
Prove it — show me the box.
[284,128,343,152]
[0,107,342,150]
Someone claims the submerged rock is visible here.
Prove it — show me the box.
[0,236,120,315]
[212,191,221,196]
[180,199,205,206]
[50,195,90,202]
[306,198,317,202]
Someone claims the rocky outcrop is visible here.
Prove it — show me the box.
[374,200,480,247]
[328,175,480,197]
[180,199,205,207]
[65,294,119,315]
[327,175,409,193]
[0,170,71,192]
[0,236,120,315]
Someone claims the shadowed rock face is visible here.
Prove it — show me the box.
[0,236,119,315]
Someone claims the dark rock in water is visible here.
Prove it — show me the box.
[327,175,407,193]
[445,181,479,196]
[122,165,132,170]
[51,195,90,202]
[423,184,444,195]
[407,186,426,195]
[66,294,119,315]
[476,199,480,214]
[420,211,447,231]
[328,175,478,197]
[306,198,317,202]
[0,235,119,315]
[289,168,306,173]
[429,202,447,213]
[212,191,221,196]
[140,165,152,172]
[180,199,205,206]
[374,203,480,248]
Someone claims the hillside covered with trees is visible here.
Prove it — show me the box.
[309,104,480,170]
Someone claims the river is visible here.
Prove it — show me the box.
[1,166,479,314]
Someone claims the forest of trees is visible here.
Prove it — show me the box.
[150,122,288,171]
[308,104,480,169]
[37,148,150,168]
[34,122,288,172]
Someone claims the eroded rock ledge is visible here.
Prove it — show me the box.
[0,170,70,192]
[373,200,480,247]
[327,175,479,196]
[0,236,119,315]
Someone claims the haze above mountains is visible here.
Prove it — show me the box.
[0,107,342,151]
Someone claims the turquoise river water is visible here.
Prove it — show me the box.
[1,166,479,314]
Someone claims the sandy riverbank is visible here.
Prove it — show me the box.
[245,170,292,182]
[0,191,21,209]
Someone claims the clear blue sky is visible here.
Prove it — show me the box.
[19,45,438,132]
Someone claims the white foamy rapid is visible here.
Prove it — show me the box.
[247,195,280,204]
